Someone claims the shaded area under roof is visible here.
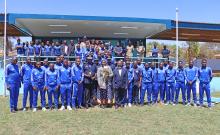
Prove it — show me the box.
[1,13,220,42]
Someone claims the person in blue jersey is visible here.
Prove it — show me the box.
[15,39,24,56]
[161,45,170,60]
[75,44,84,60]
[163,60,169,70]
[34,40,41,61]
[113,60,128,109]
[54,57,63,71]
[40,42,46,61]
[140,62,153,106]
[53,41,62,56]
[5,57,21,113]
[44,63,59,110]
[28,41,35,57]
[132,61,142,105]
[165,62,176,105]
[157,62,166,104]
[83,56,97,108]
[20,57,33,111]
[83,40,91,57]
[41,59,49,72]
[44,41,51,56]
[151,62,159,105]
[125,61,134,107]
[175,61,186,105]
[31,61,46,112]
[58,59,72,111]
[198,59,213,108]
[185,60,198,106]
[114,42,123,61]
[72,57,84,109]
[23,42,29,56]
[152,44,159,58]
[137,58,144,71]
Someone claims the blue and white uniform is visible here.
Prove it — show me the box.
[185,66,198,104]
[198,66,212,107]
[72,65,84,108]
[45,69,59,108]
[165,67,176,104]
[21,63,33,109]
[58,65,72,106]
[5,63,21,111]
[175,67,186,104]
[140,67,153,105]
[31,67,45,109]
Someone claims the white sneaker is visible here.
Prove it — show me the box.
[59,106,65,111]
[42,107,47,111]
[193,103,197,107]
[23,108,26,111]
[67,106,72,111]
[33,108,37,112]
[172,103,176,106]
[186,103,191,106]
[128,103,132,107]
[165,103,169,106]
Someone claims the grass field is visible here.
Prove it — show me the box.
[1,93,220,135]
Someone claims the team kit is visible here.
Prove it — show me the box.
[5,55,213,113]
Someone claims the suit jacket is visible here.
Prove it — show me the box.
[113,67,128,89]
[68,44,75,56]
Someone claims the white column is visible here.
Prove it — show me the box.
[176,8,179,67]
[3,0,7,97]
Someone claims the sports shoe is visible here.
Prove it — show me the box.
[33,108,37,112]
[67,106,72,111]
[193,103,197,107]
[128,103,132,107]
[59,106,65,111]
[23,108,26,111]
[185,103,191,106]
[42,107,47,111]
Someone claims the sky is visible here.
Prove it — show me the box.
[0,0,220,23]
[0,0,219,46]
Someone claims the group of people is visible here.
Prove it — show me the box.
[15,37,170,61]
[5,50,213,113]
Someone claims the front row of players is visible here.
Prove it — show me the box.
[5,57,212,112]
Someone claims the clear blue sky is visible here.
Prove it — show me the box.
[0,0,220,23]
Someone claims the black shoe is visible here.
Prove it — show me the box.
[14,108,18,111]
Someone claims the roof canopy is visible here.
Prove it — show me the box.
[1,13,220,42]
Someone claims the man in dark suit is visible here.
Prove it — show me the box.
[113,60,128,109]
[68,40,75,56]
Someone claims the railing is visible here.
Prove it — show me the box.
[15,55,170,64]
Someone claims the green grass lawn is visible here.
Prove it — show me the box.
[1,93,220,135]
